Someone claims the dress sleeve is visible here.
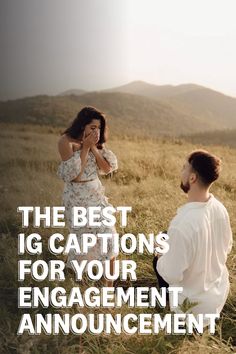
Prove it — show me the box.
[57,154,81,182]
[99,146,118,175]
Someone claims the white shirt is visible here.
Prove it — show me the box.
[157,194,233,325]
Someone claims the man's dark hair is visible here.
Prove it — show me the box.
[188,150,222,186]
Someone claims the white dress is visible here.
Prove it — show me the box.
[57,145,118,267]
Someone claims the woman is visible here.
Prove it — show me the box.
[57,106,118,286]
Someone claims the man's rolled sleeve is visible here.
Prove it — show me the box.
[156,227,193,284]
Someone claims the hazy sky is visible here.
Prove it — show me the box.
[1,0,236,100]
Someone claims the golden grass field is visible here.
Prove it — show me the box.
[0,122,235,353]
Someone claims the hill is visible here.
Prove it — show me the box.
[104,80,202,99]
[0,91,220,137]
[1,81,236,137]
[105,81,236,129]
[168,87,236,129]
[68,91,219,136]
[58,89,87,96]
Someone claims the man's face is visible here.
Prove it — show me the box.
[180,160,194,193]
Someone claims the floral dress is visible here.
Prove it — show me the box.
[57,145,118,267]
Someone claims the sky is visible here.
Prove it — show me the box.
[1,0,236,100]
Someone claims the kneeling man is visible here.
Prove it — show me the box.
[154,150,233,326]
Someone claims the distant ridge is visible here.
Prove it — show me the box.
[0,91,224,137]
[1,80,236,138]
[103,80,205,99]
[104,81,236,129]
[58,89,87,96]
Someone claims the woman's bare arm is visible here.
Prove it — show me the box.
[91,145,112,174]
[73,145,90,181]
[58,132,100,182]
[58,135,89,182]
[58,135,74,161]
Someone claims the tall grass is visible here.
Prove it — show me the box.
[0,122,235,353]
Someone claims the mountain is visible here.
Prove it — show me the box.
[0,91,219,137]
[69,91,218,136]
[167,87,236,129]
[105,81,236,129]
[58,89,87,96]
[1,79,236,138]
[104,80,202,99]
[0,95,81,125]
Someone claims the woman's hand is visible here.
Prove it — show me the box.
[83,130,99,149]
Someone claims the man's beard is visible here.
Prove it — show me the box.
[180,181,190,194]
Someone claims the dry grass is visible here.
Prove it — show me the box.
[0,122,235,353]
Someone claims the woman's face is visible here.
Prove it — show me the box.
[84,119,101,138]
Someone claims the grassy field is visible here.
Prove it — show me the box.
[0,122,235,353]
